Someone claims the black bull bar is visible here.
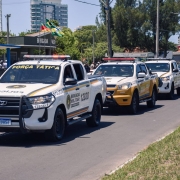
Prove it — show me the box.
[104,92,118,106]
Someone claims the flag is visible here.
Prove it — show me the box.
[40,23,51,32]
[45,19,64,37]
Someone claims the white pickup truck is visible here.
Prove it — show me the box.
[0,55,107,141]
[145,58,180,99]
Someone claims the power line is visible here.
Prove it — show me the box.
[74,0,100,6]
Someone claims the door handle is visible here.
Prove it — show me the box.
[86,84,90,87]
[76,88,79,90]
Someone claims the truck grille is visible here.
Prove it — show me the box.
[0,97,20,117]
[107,84,116,88]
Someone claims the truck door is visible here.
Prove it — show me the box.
[72,63,90,113]
[172,62,179,89]
[140,64,151,98]
[63,65,80,119]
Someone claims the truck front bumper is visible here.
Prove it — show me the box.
[158,81,171,93]
[0,96,55,133]
[104,92,132,107]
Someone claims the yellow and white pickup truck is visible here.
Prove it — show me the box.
[0,55,106,141]
[93,57,159,114]
[145,58,180,99]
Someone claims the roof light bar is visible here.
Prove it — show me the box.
[146,58,172,61]
[23,55,71,60]
[102,57,135,61]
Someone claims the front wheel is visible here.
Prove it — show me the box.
[168,84,174,100]
[128,91,139,114]
[147,88,157,108]
[45,108,66,141]
[86,99,101,127]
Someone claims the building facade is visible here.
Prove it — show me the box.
[30,0,68,32]
[0,0,2,31]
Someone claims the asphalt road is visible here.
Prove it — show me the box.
[0,95,180,180]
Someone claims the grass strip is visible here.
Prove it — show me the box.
[102,127,180,180]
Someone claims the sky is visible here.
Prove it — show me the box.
[2,0,178,44]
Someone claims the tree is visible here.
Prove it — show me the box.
[55,27,80,59]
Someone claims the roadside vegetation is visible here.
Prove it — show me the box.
[102,127,180,180]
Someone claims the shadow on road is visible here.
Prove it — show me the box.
[102,104,164,116]
[0,121,114,147]
[157,93,179,100]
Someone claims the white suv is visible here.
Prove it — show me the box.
[145,59,180,99]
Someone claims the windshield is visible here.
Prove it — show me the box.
[145,63,170,72]
[94,64,134,77]
[0,64,60,84]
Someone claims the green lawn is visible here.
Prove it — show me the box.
[102,127,180,180]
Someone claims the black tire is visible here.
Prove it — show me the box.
[168,84,174,100]
[86,99,101,127]
[128,91,139,114]
[147,88,157,108]
[177,87,180,96]
[45,108,66,141]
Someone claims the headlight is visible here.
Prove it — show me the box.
[161,76,170,81]
[118,82,132,90]
[28,94,55,109]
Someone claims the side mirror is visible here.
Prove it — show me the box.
[138,72,146,78]
[173,68,179,72]
[64,78,77,85]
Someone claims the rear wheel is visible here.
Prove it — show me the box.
[177,87,180,96]
[128,91,139,114]
[168,84,174,100]
[45,108,66,141]
[147,88,157,108]
[86,99,101,127]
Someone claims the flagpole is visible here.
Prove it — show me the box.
[50,29,52,55]
[39,28,40,55]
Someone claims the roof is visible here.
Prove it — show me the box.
[0,44,21,49]
[25,31,51,37]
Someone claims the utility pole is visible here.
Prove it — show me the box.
[92,30,95,64]
[100,0,112,58]
[155,0,159,58]
[5,14,11,44]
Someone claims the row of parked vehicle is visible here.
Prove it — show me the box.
[92,54,180,114]
[0,54,179,141]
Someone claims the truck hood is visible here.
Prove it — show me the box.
[105,77,133,85]
[0,83,58,97]
[154,72,170,77]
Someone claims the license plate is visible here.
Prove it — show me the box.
[0,119,11,126]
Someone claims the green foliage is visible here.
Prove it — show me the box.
[18,30,33,36]
[0,37,6,55]
[55,27,80,59]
